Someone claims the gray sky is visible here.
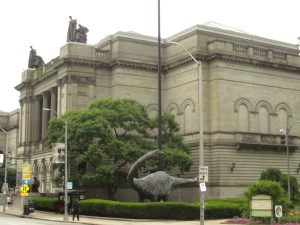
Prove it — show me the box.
[1,0,299,112]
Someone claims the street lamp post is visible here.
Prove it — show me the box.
[167,41,204,225]
[0,126,8,212]
[157,0,163,170]
[43,108,68,220]
[280,120,300,201]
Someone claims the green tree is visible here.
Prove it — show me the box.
[280,174,299,201]
[0,168,16,189]
[153,113,193,172]
[260,168,282,182]
[46,98,193,200]
[259,168,299,201]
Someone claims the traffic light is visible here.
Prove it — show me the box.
[280,136,286,145]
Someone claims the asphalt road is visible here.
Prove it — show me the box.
[0,213,86,225]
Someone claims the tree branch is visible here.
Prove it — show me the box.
[118,160,128,170]
[114,127,120,139]
[121,130,128,138]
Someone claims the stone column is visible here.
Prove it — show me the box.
[19,99,24,145]
[41,92,50,141]
[25,96,33,144]
[50,87,58,118]
[34,96,42,143]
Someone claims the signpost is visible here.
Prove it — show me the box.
[21,162,31,198]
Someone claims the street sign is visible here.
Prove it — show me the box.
[200,182,207,192]
[67,182,73,189]
[21,192,29,196]
[22,163,31,181]
[20,184,30,193]
[199,166,208,182]
[22,180,31,184]
[2,183,8,191]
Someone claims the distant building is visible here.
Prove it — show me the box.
[12,22,300,201]
[0,109,19,188]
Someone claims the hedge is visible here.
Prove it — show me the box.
[31,197,58,212]
[32,197,247,220]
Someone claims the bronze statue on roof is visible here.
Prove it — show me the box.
[67,17,89,44]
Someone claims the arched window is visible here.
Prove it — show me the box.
[278,109,288,130]
[238,104,249,132]
[184,104,195,134]
[259,107,269,133]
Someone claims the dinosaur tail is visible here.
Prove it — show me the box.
[127,149,163,187]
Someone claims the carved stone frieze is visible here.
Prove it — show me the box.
[236,132,298,150]
[70,75,96,85]
[57,75,96,86]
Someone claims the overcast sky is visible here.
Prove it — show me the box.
[1,0,300,112]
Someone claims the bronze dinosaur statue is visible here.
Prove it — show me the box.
[127,149,198,202]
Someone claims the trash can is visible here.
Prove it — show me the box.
[23,205,29,215]
[29,202,35,213]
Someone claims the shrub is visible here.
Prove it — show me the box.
[280,174,299,201]
[32,197,58,212]
[260,168,299,201]
[244,180,292,214]
[32,197,246,220]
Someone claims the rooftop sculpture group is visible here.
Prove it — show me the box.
[27,16,90,69]
[67,16,89,43]
[28,46,44,69]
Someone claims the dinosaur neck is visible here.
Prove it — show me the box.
[127,149,161,187]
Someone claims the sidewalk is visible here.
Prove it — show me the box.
[0,205,227,225]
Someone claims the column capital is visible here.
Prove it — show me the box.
[33,95,42,101]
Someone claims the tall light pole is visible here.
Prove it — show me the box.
[0,126,8,212]
[157,0,163,170]
[43,108,68,220]
[167,41,204,225]
[280,120,300,201]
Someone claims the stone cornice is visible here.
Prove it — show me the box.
[110,60,158,71]
[207,53,299,72]
[164,52,300,73]
[15,82,32,91]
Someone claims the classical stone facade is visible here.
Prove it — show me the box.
[13,24,300,201]
[0,109,19,187]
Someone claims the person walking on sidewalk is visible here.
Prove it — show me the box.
[71,200,80,221]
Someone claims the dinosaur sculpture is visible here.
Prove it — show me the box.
[127,149,198,202]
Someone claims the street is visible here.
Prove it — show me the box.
[0,213,85,225]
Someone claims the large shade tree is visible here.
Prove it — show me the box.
[46,98,193,200]
[0,168,16,190]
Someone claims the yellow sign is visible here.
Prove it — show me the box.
[20,184,30,193]
[21,192,29,196]
[22,163,31,180]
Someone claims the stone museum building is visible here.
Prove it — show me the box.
[2,22,300,201]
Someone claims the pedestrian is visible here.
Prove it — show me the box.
[6,196,11,209]
[71,200,80,221]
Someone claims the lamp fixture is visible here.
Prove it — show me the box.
[231,163,236,172]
